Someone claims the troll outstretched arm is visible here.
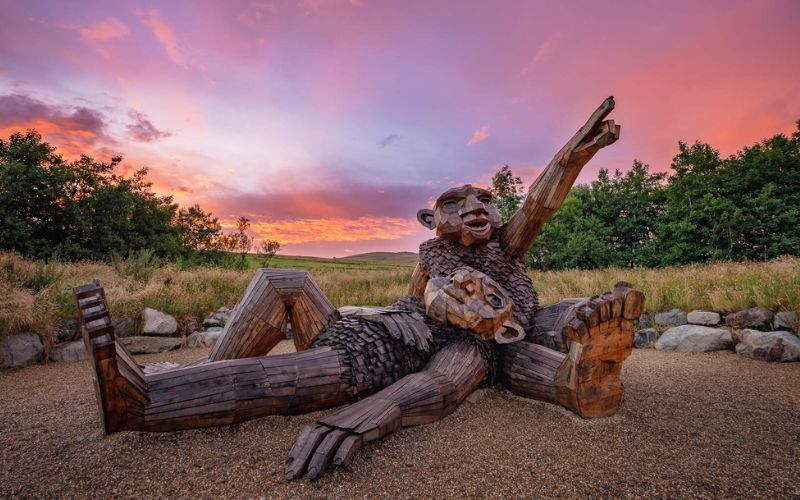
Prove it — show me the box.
[284,341,486,480]
[501,97,621,260]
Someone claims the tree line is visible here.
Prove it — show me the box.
[491,122,800,270]
[0,130,280,267]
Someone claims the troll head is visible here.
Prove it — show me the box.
[416,185,502,247]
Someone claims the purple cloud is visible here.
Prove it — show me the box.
[126,110,172,142]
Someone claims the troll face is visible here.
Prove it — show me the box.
[424,267,525,344]
[417,185,502,246]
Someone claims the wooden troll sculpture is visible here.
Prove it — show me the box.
[76,97,644,481]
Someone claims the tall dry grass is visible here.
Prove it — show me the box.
[531,256,800,315]
[1,251,798,344]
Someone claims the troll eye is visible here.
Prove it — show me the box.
[441,200,458,210]
[479,196,493,204]
[487,294,503,308]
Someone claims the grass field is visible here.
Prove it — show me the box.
[2,251,799,347]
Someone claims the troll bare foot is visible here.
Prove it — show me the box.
[502,282,644,418]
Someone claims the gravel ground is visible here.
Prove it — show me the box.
[1,344,798,499]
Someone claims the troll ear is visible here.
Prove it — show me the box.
[417,209,435,229]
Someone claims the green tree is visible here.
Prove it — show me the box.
[490,165,524,222]
[656,127,800,264]
[224,216,254,267]
[176,204,222,252]
[588,161,666,267]
[0,130,188,261]
[259,239,281,267]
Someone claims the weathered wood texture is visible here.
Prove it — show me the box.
[502,281,644,418]
[75,281,147,434]
[424,267,525,344]
[501,96,620,259]
[285,341,487,480]
[75,283,461,434]
[76,280,355,433]
[210,269,337,361]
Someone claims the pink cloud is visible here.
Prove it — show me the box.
[78,18,129,42]
[520,32,561,75]
[138,9,188,67]
[468,125,490,145]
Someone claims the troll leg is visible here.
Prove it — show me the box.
[210,269,338,361]
[502,282,644,418]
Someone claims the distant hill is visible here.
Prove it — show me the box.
[339,252,418,266]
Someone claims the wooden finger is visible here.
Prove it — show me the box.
[284,424,332,481]
[306,429,348,480]
[333,434,363,468]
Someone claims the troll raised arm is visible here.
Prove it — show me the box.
[501,96,620,259]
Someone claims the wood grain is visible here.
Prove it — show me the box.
[501,97,620,259]
[210,269,337,361]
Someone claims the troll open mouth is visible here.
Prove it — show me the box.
[464,218,489,229]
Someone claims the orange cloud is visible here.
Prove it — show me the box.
[230,216,420,245]
[0,94,111,158]
[468,125,489,145]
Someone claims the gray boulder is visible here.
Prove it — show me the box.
[637,313,652,326]
[654,309,687,327]
[202,307,232,328]
[142,308,178,336]
[0,332,44,368]
[111,316,137,337]
[687,311,720,326]
[655,325,733,352]
[735,329,800,362]
[56,320,78,342]
[633,328,658,348]
[119,336,182,354]
[187,328,223,348]
[725,307,773,331]
[773,311,798,333]
[49,340,87,363]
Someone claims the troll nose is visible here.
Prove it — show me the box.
[459,194,487,216]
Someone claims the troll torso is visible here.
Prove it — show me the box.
[417,230,539,330]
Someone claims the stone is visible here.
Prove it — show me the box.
[111,316,137,338]
[636,313,652,326]
[187,330,222,349]
[735,329,800,362]
[687,311,721,326]
[633,328,658,348]
[0,332,44,368]
[725,307,773,331]
[119,336,182,354]
[202,307,232,328]
[773,311,798,333]
[142,308,178,336]
[56,320,78,343]
[49,340,87,363]
[654,309,687,327]
[655,325,733,352]
[186,331,202,348]
[180,317,199,336]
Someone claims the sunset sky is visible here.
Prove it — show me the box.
[1,0,798,257]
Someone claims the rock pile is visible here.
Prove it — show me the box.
[631,307,799,363]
